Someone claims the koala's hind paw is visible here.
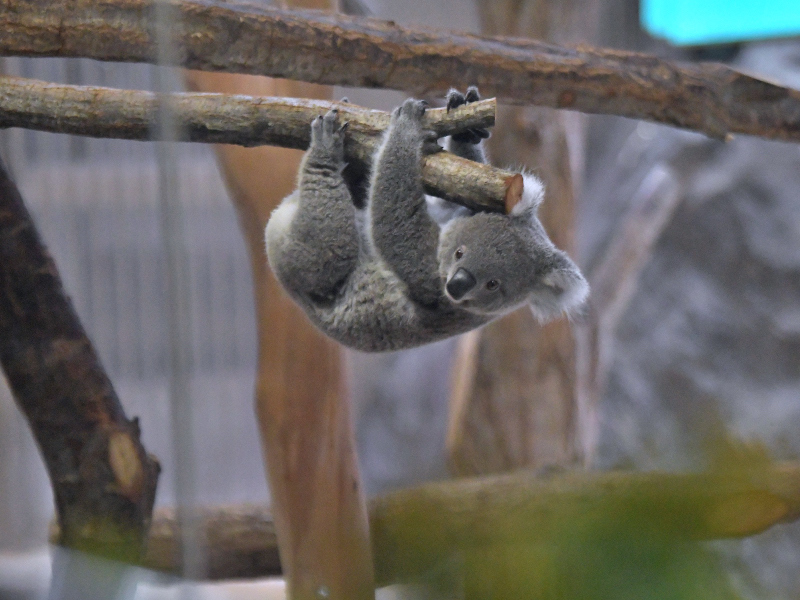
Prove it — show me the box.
[310,109,347,158]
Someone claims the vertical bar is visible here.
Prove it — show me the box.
[153,0,206,586]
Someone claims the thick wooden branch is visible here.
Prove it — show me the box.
[136,463,800,585]
[0,159,160,562]
[2,0,800,142]
[0,75,513,212]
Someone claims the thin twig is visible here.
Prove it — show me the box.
[0,75,514,212]
[2,0,800,141]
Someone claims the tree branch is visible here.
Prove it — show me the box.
[145,505,282,580]
[0,158,160,562]
[0,74,514,212]
[2,0,800,142]
[134,463,800,585]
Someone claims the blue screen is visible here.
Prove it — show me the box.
[641,0,800,45]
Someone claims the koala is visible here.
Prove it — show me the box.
[265,87,588,352]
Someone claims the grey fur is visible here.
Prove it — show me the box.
[265,92,588,352]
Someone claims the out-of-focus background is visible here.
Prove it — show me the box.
[1,0,800,598]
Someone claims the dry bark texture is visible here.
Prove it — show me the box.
[182,69,375,600]
[2,0,800,141]
[136,463,800,584]
[0,159,159,561]
[0,75,513,212]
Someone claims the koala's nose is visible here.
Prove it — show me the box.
[446,268,477,300]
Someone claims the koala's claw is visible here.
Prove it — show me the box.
[447,86,489,144]
[446,89,466,113]
[446,86,480,112]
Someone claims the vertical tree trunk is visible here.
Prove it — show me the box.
[0,159,160,562]
[184,43,374,600]
[447,0,599,475]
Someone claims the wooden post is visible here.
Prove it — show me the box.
[183,66,375,599]
[447,0,599,475]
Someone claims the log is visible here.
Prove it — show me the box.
[0,158,160,562]
[2,0,800,141]
[134,463,800,584]
[0,74,512,212]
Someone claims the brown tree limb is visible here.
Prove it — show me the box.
[0,158,160,562]
[0,74,513,212]
[145,504,282,580]
[2,0,800,142]
[135,463,800,584]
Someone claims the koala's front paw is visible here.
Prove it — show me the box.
[390,98,440,153]
[446,86,481,112]
[392,98,428,125]
[446,86,490,144]
[310,109,348,160]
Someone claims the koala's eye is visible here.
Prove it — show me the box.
[455,247,465,260]
[486,279,500,291]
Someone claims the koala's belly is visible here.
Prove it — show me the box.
[308,261,486,352]
[310,261,416,351]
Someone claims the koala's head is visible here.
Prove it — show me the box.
[437,175,588,322]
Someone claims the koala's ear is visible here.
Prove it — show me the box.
[529,252,589,322]
[510,174,545,221]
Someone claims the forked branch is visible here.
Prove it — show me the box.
[0,159,160,562]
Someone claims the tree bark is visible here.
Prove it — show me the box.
[182,68,375,600]
[0,74,514,212]
[0,158,159,562]
[2,0,800,141]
